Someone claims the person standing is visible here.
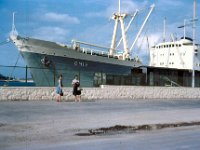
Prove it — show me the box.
[72,75,81,102]
[56,74,63,102]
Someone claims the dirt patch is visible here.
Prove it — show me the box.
[75,121,200,136]
[0,123,7,127]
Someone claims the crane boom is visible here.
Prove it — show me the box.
[129,4,155,52]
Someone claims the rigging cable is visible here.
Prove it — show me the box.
[3,52,21,86]
[0,40,11,46]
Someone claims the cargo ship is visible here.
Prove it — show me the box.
[10,1,155,87]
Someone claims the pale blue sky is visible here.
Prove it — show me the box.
[0,0,199,77]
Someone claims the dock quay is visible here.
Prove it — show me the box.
[1,85,200,101]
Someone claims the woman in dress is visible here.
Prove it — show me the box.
[72,75,81,102]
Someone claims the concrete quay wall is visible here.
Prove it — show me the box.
[0,85,200,101]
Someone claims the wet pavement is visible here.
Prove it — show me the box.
[0,99,200,150]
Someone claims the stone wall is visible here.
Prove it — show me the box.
[0,85,200,101]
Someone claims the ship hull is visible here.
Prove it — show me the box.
[11,35,142,87]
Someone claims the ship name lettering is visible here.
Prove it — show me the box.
[74,61,88,67]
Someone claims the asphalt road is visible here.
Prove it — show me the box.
[0,99,200,150]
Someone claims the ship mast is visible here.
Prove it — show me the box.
[11,12,18,35]
[116,10,138,49]
[109,0,129,60]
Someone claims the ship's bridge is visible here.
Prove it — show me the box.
[151,37,194,49]
[180,37,193,45]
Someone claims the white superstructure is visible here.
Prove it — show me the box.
[149,37,200,70]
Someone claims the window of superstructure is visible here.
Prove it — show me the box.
[182,52,185,56]
[172,44,174,47]
[169,45,171,48]
[160,62,164,65]
[179,44,181,47]
[183,43,193,46]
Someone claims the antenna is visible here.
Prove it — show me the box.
[119,0,121,14]
[193,0,196,45]
[163,17,166,42]
[183,19,186,39]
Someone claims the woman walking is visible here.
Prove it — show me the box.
[56,74,63,102]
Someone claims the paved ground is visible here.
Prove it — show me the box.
[0,99,200,150]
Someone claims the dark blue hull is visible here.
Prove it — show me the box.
[21,52,134,87]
